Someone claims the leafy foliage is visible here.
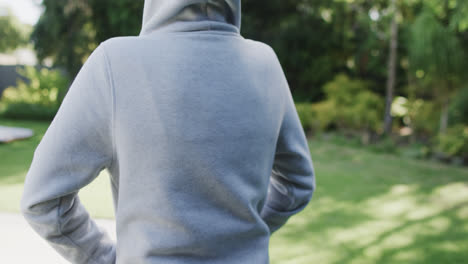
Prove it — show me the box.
[403,98,439,138]
[296,74,384,137]
[0,66,69,120]
[32,0,143,78]
[407,5,467,134]
[434,124,468,158]
[32,0,97,78]
[449,85,468,124]
[88,0,143,43]
[320,74,384,133]
[0,11,29,52]
[409,9,464,85]
[243,0,392,101]
[295,103,316,134]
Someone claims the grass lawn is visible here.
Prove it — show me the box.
[1,117,467,263]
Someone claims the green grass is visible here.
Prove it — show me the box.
[270,140,468,264]
[1,117,467,263]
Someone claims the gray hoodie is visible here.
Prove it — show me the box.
[20,0,316,263]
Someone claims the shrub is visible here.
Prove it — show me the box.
[295,103,316,134]
[311,100,336,132]
[296,101,335,135]
[320,74,384,138]
[403,98,439,138]
[434,124,468,159]
[449,85,468,124]
[400,142,431,159]
[0,66,69,120]
[295,74,384,141]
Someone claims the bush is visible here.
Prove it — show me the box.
[311,100,336,132]
[315,74,384,143]
[296,101,335,135]
[295,74,384,142]
[295,103,316,134]
[434,124,468,159]
[403,98,439,138]
[0,66,69,120]
[449,85,468,124]
[400,142,431,159]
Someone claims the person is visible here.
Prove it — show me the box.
[20,0,316,263]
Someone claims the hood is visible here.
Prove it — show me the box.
[140,0,241,35]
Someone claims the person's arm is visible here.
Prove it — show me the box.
[260,71,316,234]
[20,43,116,264]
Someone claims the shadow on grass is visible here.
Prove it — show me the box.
[329,201,468,264]
[269,140,468,264]
[375,203,468,264]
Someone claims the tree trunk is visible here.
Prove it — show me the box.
[439,97,449,134]
[383,0,398,135]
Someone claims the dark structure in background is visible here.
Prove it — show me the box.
[0,65,26,99]
[0,65,52,100]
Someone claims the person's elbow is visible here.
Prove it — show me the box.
[20,187,51,218]
[20,191,41,223]
[21,193,63,239]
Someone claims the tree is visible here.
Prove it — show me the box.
[32,0,96,78]
[0,11,28,52]
[87,0,143,43]
[408,6,465,133]
[32,0,143,79]
[383,0,399,135]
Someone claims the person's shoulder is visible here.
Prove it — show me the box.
[242,38,279,61]
[102,36,139,45]
[98,36,140,54]
[243,38,274,51]
[241,38,284,71]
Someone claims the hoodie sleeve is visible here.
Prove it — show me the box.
[20,43,116,264]
[260,65,316,234]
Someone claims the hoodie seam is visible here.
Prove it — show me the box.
[101,44,117,171]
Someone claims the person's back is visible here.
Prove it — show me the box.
[20,1,316,263]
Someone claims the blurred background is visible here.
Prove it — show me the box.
[0,0,467,263]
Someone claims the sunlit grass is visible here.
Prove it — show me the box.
[269,140,468,264]
[1,117,467,263]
